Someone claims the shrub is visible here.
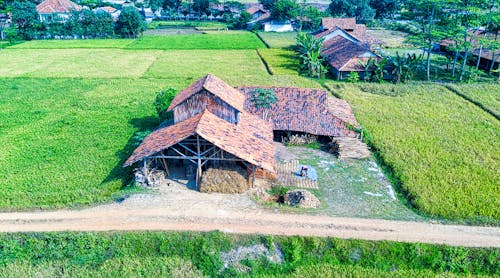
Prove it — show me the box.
[347,72,359,83]
[154,88,177,122]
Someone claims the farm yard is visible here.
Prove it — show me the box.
[0,25,499,277]
[0,31,498,224]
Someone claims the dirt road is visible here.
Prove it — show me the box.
[0,184,499,248]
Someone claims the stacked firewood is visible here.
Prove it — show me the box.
[329,137,371,159]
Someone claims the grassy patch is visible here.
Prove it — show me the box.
[285,147,422,220]
[0,49,159,78]
[145,49,267,81]
[258,48,299,75]
[149,20,228,29]
[446,83,500,119]
[8,39,135,49]
[367,28,409,48]
[0,78,171,210]
[0,231,498,277]
[127,33,265,50]
[257,32,297,48]
[144,49,320,87]
[326,82,500,222]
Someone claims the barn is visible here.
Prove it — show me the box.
[124,74,360,190]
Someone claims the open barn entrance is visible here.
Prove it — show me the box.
[138,135,257,191]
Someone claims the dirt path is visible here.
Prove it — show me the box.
[0,183,499,248]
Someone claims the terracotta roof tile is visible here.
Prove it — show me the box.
[238,86,360,136]
[37,0,82,14]
[167,74,245,112]
[321,36,380,71]
[322,17,356,31]
[125,110,275,172]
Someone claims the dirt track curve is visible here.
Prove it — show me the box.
[0,184,499,248]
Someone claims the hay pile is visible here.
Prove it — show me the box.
[200,166,249,194]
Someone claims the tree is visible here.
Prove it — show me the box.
[390,52,423,83]
[227,11,251,29]
[193,0,211,16]
[328,0,375,23]
[259,0,277,10]
[405,0,451,81]
[298,6,325,31]
[11,0,40,40]
[271,0,300,21]
[116,6,146,38]
[161,0,183,11]
[251,88,277,121]
[370,0,398,19]
[296,32,327,78]
[154,88,177,122]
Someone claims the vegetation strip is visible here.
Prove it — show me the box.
[0,231,498,277]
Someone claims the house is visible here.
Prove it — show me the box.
[246,5,271,30]
[314,17,383,79]
[125,74,360,189]
[321,36,381,80]
[315,17,384,47]
[36,0,82,22]
[95,6,121,20]
[262,20,294,32]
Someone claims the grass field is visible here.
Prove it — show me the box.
[257,32,297,48]
[127,33,266,49]
[149,20,229,29]
[0,49,159,78]
[257,49,300,75]
[0,231,498,277]
[327,82,500,221]
[367,28,409,48]
[9,39,134,49]
[446,83,500,119]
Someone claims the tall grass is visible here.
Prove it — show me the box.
[446,83,500,119]
[327,82,500,221]
[0,232,498,277]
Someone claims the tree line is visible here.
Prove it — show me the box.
[2,0,146,41]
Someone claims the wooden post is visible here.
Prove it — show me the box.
[196,134,202,190]
[143,158,148,185]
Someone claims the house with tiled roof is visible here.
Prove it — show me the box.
[95,6,121,20]
[313,17,383,80]
[36,0,82,22]
[321,36,381,80]
[125,74,360,189]
[316,17,384,47]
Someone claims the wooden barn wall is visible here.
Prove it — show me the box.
[173,90,239,124]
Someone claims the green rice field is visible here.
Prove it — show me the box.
[127,33,266,49]
[327,82,500,221]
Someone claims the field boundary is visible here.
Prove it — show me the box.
[255,32,271,48]
[444,84,500,121]
[256,49,273,75]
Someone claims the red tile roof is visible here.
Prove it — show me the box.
[317,17,384,46]
[124,110,275,172]
[238,86,360,136]
[97,6,117,13]
[36,0,82,14]
[246,5,267,15]
[321,36,380,72]
[167,74,245,112]
[322,17,356,31]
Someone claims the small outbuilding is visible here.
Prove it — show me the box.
[36,0,82,22]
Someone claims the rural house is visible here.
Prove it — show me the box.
[95,6,121,21]
[36,0,82,22]
[125,74,360,190]
[315,17,383,47]
[314,17,383,80]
